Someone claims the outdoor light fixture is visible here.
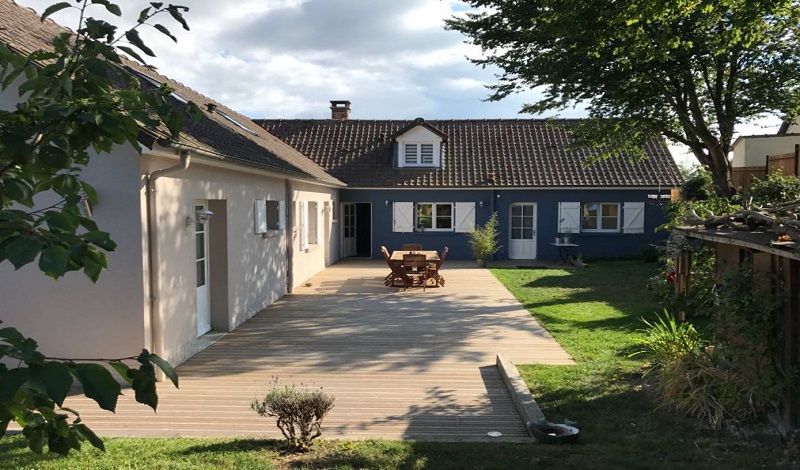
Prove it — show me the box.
[478,201,484,208]
[186,208,214,226]
[384,200,390,207]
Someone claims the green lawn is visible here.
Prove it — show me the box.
[2,261,796,469]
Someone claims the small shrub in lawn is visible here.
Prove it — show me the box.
[250,385,335,452]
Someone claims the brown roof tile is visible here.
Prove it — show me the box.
[256,118,684,188]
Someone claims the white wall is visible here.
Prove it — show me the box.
[0,145,147,359]
[141,152,291,365]
[732,135,800,167]
[290,181,340,289]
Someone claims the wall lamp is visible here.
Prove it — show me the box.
[478,201,484,208]
[186,208,214,226]
[384,200,390,207]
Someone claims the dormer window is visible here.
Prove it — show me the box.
[404,143,435,166]
[395,121,445,168]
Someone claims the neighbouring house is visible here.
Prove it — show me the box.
[0,1,345,367]
[257,102,684,262]
[731,120,800,191]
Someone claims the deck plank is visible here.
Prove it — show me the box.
[61,260,572,442]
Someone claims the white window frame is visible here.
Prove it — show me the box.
[581,202,621,232]
[415,202,454,231]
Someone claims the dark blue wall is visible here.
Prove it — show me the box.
[340,188,671,260]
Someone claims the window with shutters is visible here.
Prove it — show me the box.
[581,202,620,232]
[416,203,453,231]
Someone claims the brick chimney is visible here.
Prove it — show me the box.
[330,100,351,120]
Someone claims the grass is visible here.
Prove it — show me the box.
[492,260,798,469]
[3,261,797,469]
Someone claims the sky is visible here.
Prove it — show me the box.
[15,0,786,167]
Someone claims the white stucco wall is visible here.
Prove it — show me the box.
[0,145,147,359]
[732,135,800,167]
[290,181,340,289]
[141,152,298,366]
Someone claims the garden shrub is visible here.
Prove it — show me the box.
[638,267,794,430]
[250,385,335,452]
[746,171,800,206]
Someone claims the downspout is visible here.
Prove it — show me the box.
[145,150,191,360]
[285,178,294,293]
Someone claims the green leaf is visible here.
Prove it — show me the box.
[40,2,71,22]
[91,0,122,17]
[5,237,44,270]
[82,231,117,251]
[29,362,74,407]
[149,353,178,388]
[124,30,155,57]
[2,178,34,205]
[117,46,146,64]
[0,326,26,343]
[0,368,28,402]
[72,363,121,412]
[38,245,70,278]
[109,360,134,386]
[167,5,190,31]
[74,423,105,451]
[166,111,184,138]
[23,424,45,454]
[153,23,177,42]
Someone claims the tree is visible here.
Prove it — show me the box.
[447,0,800,196]
[0,0,198,455]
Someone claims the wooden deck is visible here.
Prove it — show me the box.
[62,259,573,442]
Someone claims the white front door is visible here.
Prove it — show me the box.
[342,203,357,257]
[509,203,537,259]
[195,202,211,336]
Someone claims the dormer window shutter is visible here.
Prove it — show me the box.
[420,144,434,164]
[404,144,419,165]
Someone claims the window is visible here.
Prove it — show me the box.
[416,203,452,230]
[308,201,319,245]
[581,203,620,231]
[255,200,284,234]
[266,201,281,230]
[393,202,474,233]
[403,143,436,166]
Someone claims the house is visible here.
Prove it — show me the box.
[257,102,684,262]
[731,121,800,190]
[0,0,344,367]
[0,1,682,370]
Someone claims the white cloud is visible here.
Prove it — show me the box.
[14,0,786,167]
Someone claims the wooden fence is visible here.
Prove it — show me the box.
[732,146,799,192]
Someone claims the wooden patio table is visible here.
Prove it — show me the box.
[389,250,441,287]
[389,250,440,262]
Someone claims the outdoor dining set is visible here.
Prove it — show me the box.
[381,244,448,291]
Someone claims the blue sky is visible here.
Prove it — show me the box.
[16,0,785,166]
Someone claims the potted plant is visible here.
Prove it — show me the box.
[468,211,501,267]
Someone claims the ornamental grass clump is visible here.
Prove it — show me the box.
[250,385,335,452]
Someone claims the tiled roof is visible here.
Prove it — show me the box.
[256,118,684,188]
[0,0,343,187]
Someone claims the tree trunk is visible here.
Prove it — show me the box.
[711,164,734,197]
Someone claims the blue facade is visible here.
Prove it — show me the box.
[340,188,671,261]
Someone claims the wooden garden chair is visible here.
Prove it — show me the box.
[426,246,448,287]
[402,253,428,291]
[381,246,404,286]
[401,243,422,251]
